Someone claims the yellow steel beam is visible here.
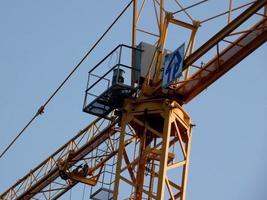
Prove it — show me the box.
[156,110,172,200]
[181,126,192,200]
[113,117,127,200]
[169,17,197,31]
[131,0,137,84]
[184,0,267,69]
[165,177,175,200]
[179,18,267,103]
[123,149,137,184]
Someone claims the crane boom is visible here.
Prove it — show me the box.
[184,0,266,69]
[175,16,267,103]
[157,0,267,104]
[0,117,125,200]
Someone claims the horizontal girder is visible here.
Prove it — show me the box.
[171,0,267,103]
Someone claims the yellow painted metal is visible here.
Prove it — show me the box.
[56,149,105,186]
[152,12,170,82]
[169,17,197,31]
[156,108,172,200]
[112,98,192,199]
[2,1,267,200]
[135,126,147,199]
[132,1,200,94]
[69,174,97,186]
[228,0,233,23]
[159,0,165,36]
[131,0,137,84]
[184,23,198,79]
[113,116,127,200]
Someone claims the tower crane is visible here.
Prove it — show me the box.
[1,0,266,199]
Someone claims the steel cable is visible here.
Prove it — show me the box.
[0,0,133,159]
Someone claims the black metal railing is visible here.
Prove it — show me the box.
[83,44,142,116]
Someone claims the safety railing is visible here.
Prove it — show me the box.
[83,44,142,117]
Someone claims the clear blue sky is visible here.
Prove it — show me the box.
[0,1,266,199]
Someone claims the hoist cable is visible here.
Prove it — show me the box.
[82,184,86,200]
[0,0,133,159]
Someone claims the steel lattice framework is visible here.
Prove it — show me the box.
[1,0,267,199]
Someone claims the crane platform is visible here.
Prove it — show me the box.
[83,44,140,118]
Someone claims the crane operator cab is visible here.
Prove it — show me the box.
[83,42,184,118]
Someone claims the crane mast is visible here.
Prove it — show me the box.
[1,0,267,199]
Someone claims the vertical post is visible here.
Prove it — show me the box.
[184,27,197,80]
[131,0,137,86]
[156,109,172,200]
[228,0,232,24]
[153,0,166,82]
[148,139,156,199]
[153,14,169,82]
[118,45,122,65]
[181,126,192,200]
[159,0,164,35]
[83,72,91,108]
[113,115,127,200]
[135,128,147,200]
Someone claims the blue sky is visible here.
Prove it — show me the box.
[0,1,266,199]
